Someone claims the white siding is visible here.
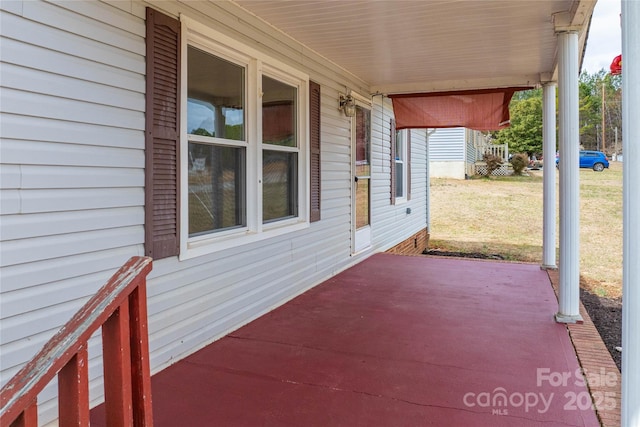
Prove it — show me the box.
[428,127,466,161]
[428,127,467,179]
[0,1,427,423]
[370,100,428,249]
[466,138,477,165]
[1,2,147,422]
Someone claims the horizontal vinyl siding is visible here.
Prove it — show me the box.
[370,100,428,250]
[466,139,477,164]
[428,127,466,161]
[0,1,426,424]
[0,1,147,423]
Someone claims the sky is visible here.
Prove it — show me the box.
[581,0,622,74]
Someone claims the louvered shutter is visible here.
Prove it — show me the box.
[390,118,396,205]
[309,81,321,222]
[406,129,412,201]
[145,8,181,259]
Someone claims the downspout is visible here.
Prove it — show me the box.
[426,129,436,231]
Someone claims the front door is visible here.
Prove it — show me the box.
[353,104,371,253]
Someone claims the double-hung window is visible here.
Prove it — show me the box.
[181,17,309,258]
[262,74,299,223]
[395,129,408,202]
[187,46,247,236]
[389,118,410,205]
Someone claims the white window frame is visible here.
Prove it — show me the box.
[179,16,309,260]
[395,129,408,204]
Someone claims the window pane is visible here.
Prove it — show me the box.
[395,131,404,161]
[355,178,370,228]
[188,142,246,236]
[187,46,244,140]
[263,150,298,222]
[355,106,371,176]
[262,76,297,147]
[396,162,404,197]
[395,129,405,198]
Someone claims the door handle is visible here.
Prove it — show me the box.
[354,176,359,183]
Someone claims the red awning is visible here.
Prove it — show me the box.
[389,88,530,131]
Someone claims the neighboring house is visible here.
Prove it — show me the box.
[0,0,600,424]
[428,127,466,179]
[428,128,490,179]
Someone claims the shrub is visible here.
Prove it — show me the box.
[510,153,529,175]
[483,153,503,175]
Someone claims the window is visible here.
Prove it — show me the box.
[187,46,246,236]
[389,119,411,205]
[145,10,320,260]
[395,129,407,200]
[262,76,298,222]
[355,105,371,229]
[179,16,310,258]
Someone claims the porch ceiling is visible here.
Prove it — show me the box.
[233,0,596,94]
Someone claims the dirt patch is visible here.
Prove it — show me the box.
[423,249,505,260]
[423,250,622,371]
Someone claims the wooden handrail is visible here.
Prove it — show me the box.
[0,256,154,427]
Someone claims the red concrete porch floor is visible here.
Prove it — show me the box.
[93,254,605,426]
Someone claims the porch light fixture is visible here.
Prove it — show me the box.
[339,94,356,117]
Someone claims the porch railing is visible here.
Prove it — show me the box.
[0,256,154,427]
[475,142,509,162]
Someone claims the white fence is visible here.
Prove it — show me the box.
[472,141,511,176]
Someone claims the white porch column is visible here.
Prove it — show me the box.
[622,1,640,425]
[555,31,582,323]
[542,81,557,269]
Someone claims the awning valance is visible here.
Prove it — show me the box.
[389,88,531,131]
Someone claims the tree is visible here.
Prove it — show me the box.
[491,70,622,158]
[493,89,543,156]
[579,70,622,153]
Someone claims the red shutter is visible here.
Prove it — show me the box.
[145,8,181,259]
[390,118,396,205]
[309,81,321,222]
[406,129,412,201]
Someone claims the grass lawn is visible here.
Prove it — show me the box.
[428,162,623,298]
